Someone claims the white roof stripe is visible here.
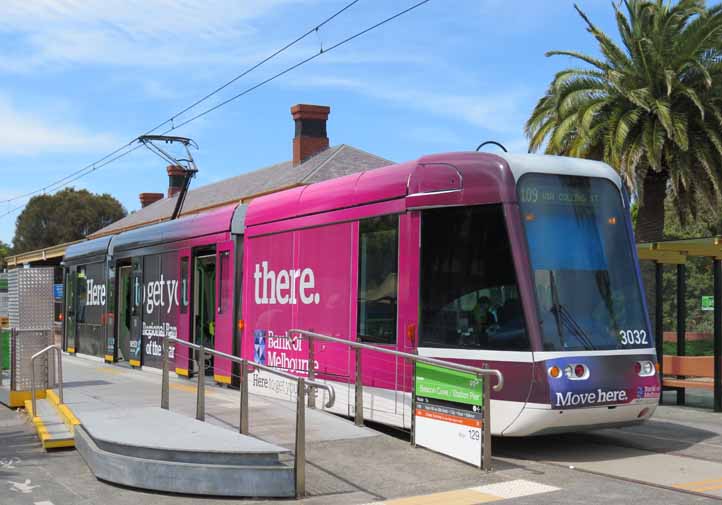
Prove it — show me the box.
[499,153,622,189]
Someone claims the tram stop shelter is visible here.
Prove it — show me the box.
[637,237,722,411]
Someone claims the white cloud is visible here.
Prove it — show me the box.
[291,76,531,134]
[0,0,311,72]
[0,94,119,155]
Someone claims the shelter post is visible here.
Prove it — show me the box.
[676,263,686,405]
[655,261,664,372]
[714,259,722,412]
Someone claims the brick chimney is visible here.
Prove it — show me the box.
[167,165,186,198]
[139,192,164,208]
[291,104,330,166]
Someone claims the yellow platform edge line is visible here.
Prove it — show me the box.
[674,476,722,489]
[46,390,80,431]
[374,488,501,505]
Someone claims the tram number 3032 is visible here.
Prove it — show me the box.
[619,329,648,346]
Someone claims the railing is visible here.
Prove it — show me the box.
[31,344,63,417]
[288,329,505,471]
[0,328,5,387]
[160,336,335,499]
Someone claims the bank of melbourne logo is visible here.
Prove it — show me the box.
[254,330,267,364]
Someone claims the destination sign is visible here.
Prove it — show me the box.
[519,184,602,207]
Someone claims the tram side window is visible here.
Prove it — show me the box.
[419,205,529,351]
[357,215,398,344]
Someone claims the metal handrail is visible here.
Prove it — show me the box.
[289,328,504,392]
[30,344,63,417]
[160,336,335,498]
[289,328,504,471]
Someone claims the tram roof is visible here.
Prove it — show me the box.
[110,204,238,256]
[89,144,391,239]
[637,237,722,264]
[245,152,623,227]
[63,235,113,265]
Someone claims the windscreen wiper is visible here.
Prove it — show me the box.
[548,271,597,350]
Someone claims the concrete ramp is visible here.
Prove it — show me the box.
[75,407,295,497]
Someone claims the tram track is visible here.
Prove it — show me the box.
[361,417,722,501]
[493,450,722,503]
[494,431,722,501]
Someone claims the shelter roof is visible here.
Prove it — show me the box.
[636,237,722,263]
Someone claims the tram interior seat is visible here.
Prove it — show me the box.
[422,296,527,351]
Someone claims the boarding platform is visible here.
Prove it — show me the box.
[75,407,295,497]
[2,376,297,497]
[2,353,384,498]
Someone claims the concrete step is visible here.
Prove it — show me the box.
[75,407,295,497]
[24,397,75,450]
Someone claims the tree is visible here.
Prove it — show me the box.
[13,188,126,253]
[0,240,11,266]
[526,0,722,243]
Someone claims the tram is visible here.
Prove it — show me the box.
[63,151,660,436]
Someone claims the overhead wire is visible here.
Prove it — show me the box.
[0,144,144,220]
[0,0,363,208]
[0,0,432,219]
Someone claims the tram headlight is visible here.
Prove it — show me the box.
[564,363,589,380]
[635,360,655,377]
[548,366,562,379]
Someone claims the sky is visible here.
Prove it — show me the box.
[0,0,632,244]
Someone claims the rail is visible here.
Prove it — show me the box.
[160,336,335,498]
[0,328,4,387]
[31,344,63,417]
[288,328,505,471]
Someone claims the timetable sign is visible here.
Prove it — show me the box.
[414,362,483,467]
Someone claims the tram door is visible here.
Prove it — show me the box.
[192,252,216,376]
[64,266,78,352]
[115,265,132,362]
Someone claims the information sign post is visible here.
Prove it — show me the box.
[702,295,714,312]
[413,362,488,469]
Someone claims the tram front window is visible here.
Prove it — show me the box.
[518,173,648,351]
[419,205,528,350]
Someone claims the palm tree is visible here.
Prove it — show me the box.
[526,0,722,243]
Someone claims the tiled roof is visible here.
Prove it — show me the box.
[90,144,392,237]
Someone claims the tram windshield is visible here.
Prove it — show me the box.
[518,173,649,351]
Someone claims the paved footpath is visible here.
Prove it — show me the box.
[1,356,721,504]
